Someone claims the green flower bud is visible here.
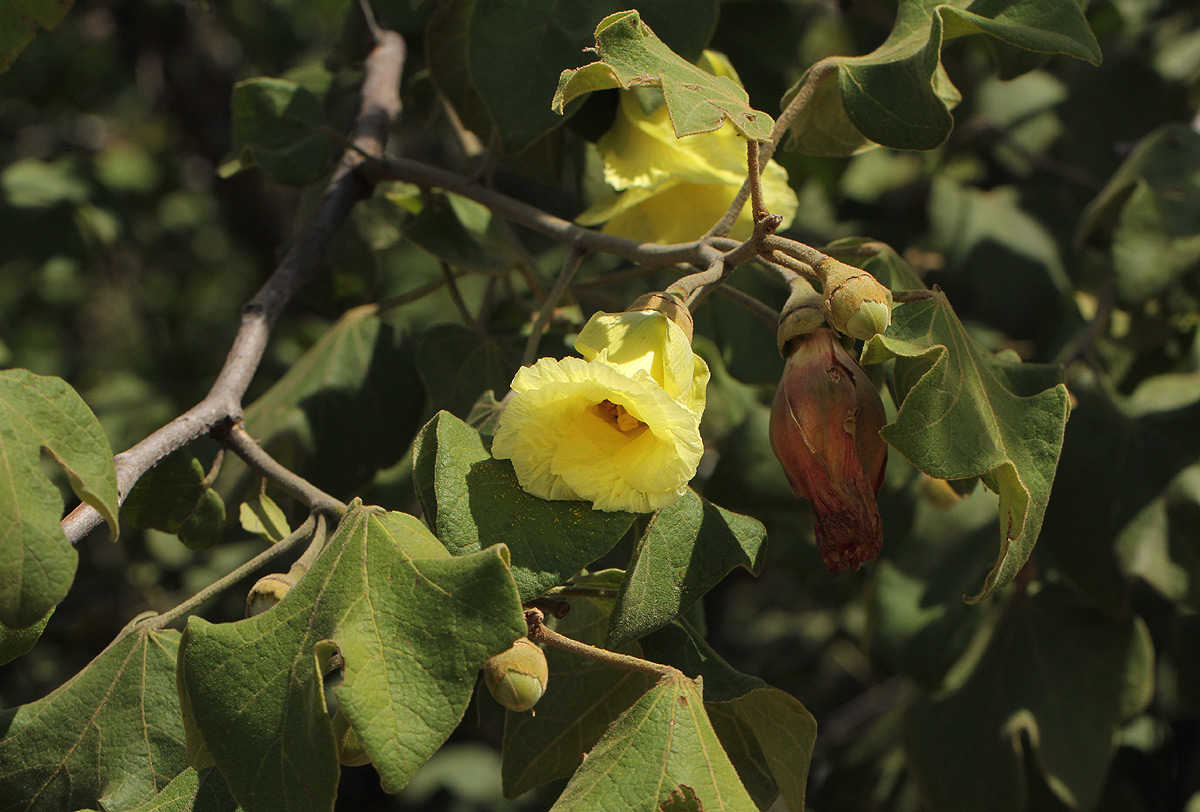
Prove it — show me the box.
[245,565,306,617]
[483,637,549,713]
[331,707,371,767]
[816,258,892,340]
[776,276,825,353]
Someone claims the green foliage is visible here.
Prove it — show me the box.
[79,768,239,812]
[863,290,1070,601]
[238,494,291,543]
[178,503,525,812]
[0,608,51,667]
[0,624,187,811]
[413,411,635,601]
[553,10,772,140]
[0,369,118,629]
[222,78,335,187]
[783,0,1101,154]
[0,0,76,73]
[124,452,226,551]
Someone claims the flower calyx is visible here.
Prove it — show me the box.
[814,258,892,341]
[483,637,549,713]
[776,276,825,354]
[769,327,887,572]
[245,563,307,617]
[627,290,693,342]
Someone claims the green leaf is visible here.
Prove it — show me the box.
[404,193,517,274]
[416,323,518,419]
[78,767,240,812]
[548,672,757,812]
[501,570,657,798]
[222,78,334,186]
[238,494,291,543]
[783,0,1101,155]
[607,489,766,649]
[0,369,119,629]
[178,503,524,812]
[0,626,188,811]
[862,291,1070,602]
[428,0,719,154]
[905,586,1155,812]
[553,10,771,141]
[123,451,226,551]
[0,0,76,73]
[1077,124,1200,305]
[221,307,424,500]
[412,412,635,601]
[0,608,51,667]
[642,624,817,812]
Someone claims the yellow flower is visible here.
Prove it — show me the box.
[577,52,798,243]
[492,309,709,513]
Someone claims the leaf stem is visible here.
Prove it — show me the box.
[521,248,584,367]
[525,608,678,680]
[139,514,319,630]
[220,422,348,517]
[440,260,478,329]
[747,139,765,222]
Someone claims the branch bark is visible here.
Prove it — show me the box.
[62,27,408,544]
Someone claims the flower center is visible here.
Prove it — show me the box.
[593,399,646,434]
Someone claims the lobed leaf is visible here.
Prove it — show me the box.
[0,369,119,629]
[905,586,1155,812]
[607,489,766,649]
[553,10,772,141]
[412,412,635,601]
[0,626,188,811]
[783,0,1101,155]
[177,503,524,812]
[123,451,226,551]
[548,672,757,812]
[862,290,1070,602]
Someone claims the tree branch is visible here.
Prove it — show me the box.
[62,27,408,543]
[219,422,348,517]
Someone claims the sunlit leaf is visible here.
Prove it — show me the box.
[783,0,1101,155]
[412,412,635,601]
[554,10,772,141]
[178,503,524,812]
[0,369,118,629]
[549,671,757,812]
[906,586,1155,812]
[607,489,766,649]
[0,625,188,811]
[862,291,1070,602]
[238,494,290,543]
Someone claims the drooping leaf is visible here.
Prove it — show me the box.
[0,608,51,667]
[412,412,635,601]
[78,767,240,812]
[220,78,334,186]
[427,0,719,154]
[607,489,766,649]
[220,307,424,500]
[643,623,817,812]
[501,570,657,799]
[238,494,291,543]
[554,10,772,141]
[905,586,1155,812]
[123,451,226,551]
[0,625,188,811]
[548,671,757,812]
[1076,124,1200,305]
[0,369,119,629]
[783,0,1101,155]
[862,291,1070,602]
[0,0,76,73]
[415,324,519,419]
[178,503,524,812]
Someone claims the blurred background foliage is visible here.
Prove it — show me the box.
[3,0,1200,810]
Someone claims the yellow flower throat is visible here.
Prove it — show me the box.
[594,399,646,434]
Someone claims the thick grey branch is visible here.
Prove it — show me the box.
[62,29,407,544]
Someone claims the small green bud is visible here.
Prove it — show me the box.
[245,565,306,617]
[483,637,549,713]
[816,258,892,340]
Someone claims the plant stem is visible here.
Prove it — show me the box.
[524,608,678,680]
[139,515,319,630]
[221,422,348,517]
[440,260,478,329]
[521,248,583,367]
[714,285,780,329]
[747,139,765,221]
[368,271,466,315]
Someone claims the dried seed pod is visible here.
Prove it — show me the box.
[770,327,887,571]
[483,637,549,713]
